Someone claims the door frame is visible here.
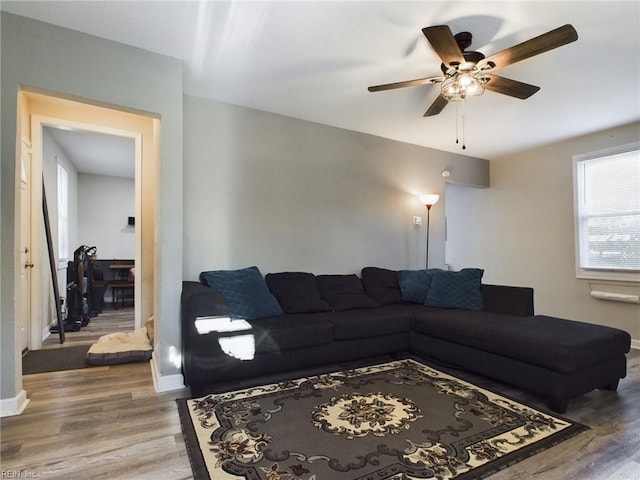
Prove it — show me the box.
[18,137,33,351]
[16,89,155,352]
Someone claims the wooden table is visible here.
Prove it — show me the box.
[109,264,134,308]
[109,264,134,279]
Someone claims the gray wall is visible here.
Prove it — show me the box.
[446,121,640,343]
[183,96,489,279]
[1,12,183,403]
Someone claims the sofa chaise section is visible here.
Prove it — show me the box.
[410,310,630,412]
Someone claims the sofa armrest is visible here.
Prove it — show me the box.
[181,281,230,345]
[481,284,534,317]
[182,281,229,318]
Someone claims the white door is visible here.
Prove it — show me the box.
[18,138,33,352]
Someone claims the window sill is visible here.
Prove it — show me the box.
[577,270,640,283]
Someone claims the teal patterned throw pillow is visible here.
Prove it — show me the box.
[398,269,442,304]
[425,268,484,310]
[200,266,283,320]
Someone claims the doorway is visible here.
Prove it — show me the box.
[16,89,158,358]
[38,126,136,355]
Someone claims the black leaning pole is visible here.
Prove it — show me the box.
[42,179,65,344]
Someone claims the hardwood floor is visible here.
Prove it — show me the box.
[2,349,638,479]
[40,305,135,350]
[2,363,192,479]
[480,348,640,480]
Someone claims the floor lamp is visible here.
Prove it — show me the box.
[419,194,439,269]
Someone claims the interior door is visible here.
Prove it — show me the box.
[18,138,33,352]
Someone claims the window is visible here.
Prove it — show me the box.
[57,161,69,263]
[573,143,640,281]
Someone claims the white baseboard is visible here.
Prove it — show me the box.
[42,323,52,343]
[631,339,640,350]
[150,353,184,392]
[0,390,30,417]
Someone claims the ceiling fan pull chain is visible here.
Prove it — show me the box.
[455,103,460,145]
[462,98,467,150]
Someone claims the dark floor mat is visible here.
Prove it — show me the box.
[22,345,91,374]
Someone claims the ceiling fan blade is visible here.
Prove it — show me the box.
[368,76,443,92]
[424,94,449,117]
[422,25,465,67]
[484,74,540,99]
[482,24,578,69]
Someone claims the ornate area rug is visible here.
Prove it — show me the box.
[177,359,587,480]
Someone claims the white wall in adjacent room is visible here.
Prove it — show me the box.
[41,127,79,332]
[78,173,135,259]
[42,127,79,262]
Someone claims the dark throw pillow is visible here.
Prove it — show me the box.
[316,274,381,311]
[398,269,442,304]
[361,267,403,305]
[200,266,283,320]
[425,268,485,310]
[265,272,331,314]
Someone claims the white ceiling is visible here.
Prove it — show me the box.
[4,1,639,161]
[45,127,135,179]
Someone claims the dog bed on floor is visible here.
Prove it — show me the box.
[86,326,153,365]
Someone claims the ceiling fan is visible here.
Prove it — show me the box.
[368,24,578,117]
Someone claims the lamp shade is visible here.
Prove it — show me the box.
[419,194,440,207]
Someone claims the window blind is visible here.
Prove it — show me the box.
[577,148,640,272]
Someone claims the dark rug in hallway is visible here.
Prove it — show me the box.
[22,345,90,375]
[177,358,588,480]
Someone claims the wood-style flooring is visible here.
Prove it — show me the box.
[2,331,639,479]
[40,305,135,350]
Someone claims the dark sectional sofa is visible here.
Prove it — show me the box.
[181,266,632,413]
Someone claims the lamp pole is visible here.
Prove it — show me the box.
[425,204,432,269]
[419,194,440,269]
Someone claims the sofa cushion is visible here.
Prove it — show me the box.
[361,267,403,305]
[481,284,535,317]
[200,266,283,320]
[412,310,631,373]
[425,268,484,310]
[316,274,381,311]
[245,314,334,353]
[265,272,331,314]
[319,305,419,340]
[398,269,442,304]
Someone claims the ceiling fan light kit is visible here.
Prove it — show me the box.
[368,23,578,150]
[441,70,486,102]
